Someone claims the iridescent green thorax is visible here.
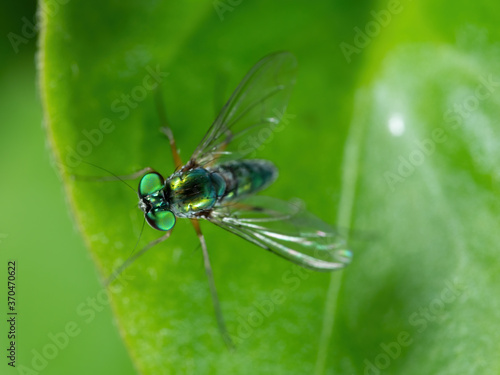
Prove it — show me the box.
[167,168,225,217]
[166,161,276,217]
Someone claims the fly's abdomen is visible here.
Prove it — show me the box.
[212,160,278,202]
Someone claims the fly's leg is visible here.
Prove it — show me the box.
[156,87,231,169]
[160,127,184,169]
[158,90,231,348]
[190,218,234,350]
[105,230,172,287]
[155,87,233,169]
[155,90,184,169]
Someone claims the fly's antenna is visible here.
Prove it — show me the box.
[72,160,164,286]
[75,160,137,193]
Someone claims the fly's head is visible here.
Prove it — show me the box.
[138,172,176,231]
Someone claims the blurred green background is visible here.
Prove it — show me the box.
[3,0,500,374]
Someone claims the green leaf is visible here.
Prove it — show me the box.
[39,0,500,374]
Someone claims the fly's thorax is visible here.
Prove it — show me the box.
[167,167,225,217]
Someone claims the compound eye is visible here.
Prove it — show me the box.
[145,210,176,231]
[139,172,164,197]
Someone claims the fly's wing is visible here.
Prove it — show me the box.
[190,52,297,167]
[208,196,352,271]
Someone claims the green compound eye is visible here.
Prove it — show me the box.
[139,172,164,197]
[146,210,176,231]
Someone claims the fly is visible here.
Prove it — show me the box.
[106,52,352,349]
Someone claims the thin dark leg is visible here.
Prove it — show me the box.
[155,90,184,169]
[156,88,233,348]
[190,219,234,350]
[105,231,172,287]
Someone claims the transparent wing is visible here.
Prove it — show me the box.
[208,196,352,271]
[190,52,297,167]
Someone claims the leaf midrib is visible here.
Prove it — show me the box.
[314,89,368,374]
